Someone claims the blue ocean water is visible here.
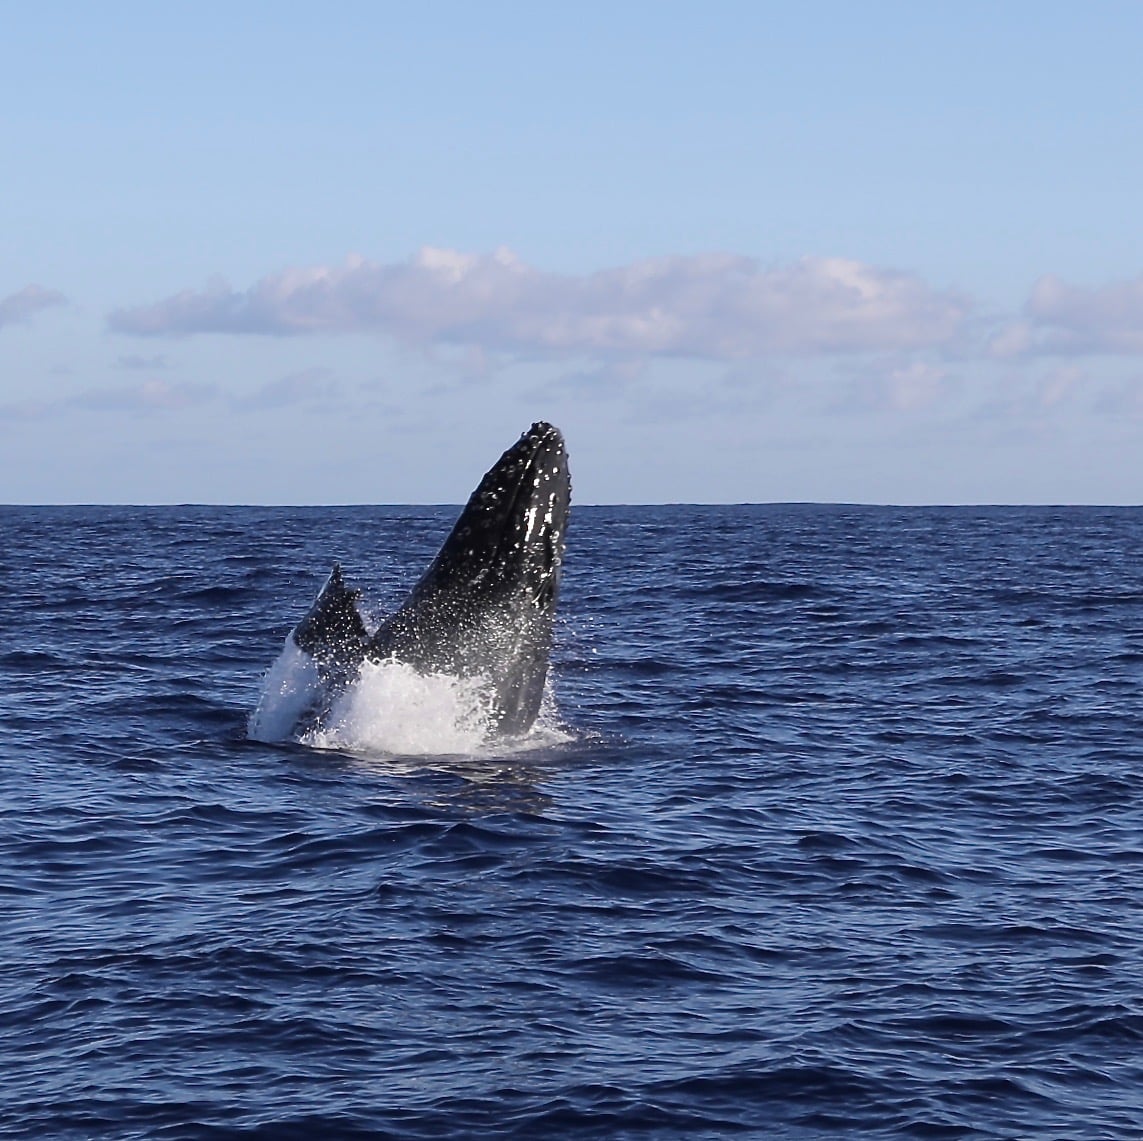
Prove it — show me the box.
[3,503,1143,1139]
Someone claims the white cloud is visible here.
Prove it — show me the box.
[986,320,1035,359]
[884,360,948,411]
[998,273,1143,355]
[0,284,66,330]
[831,358,952,414]
[108,247,970,359]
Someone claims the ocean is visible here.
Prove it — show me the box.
[3,503,1142,1139]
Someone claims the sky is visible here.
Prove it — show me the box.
[3,1,1143,505]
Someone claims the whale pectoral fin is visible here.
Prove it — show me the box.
[292,563,368,671]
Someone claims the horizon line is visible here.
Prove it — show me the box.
[3,500,1141,510]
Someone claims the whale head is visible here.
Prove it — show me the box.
[369,421,571,734]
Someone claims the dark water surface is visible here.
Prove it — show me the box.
[3,504,1143,1139]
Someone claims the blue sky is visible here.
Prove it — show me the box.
[3,2,1143,504]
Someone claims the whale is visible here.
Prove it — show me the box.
[281,421,570,738]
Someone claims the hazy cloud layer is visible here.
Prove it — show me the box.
[109,248,970,358]
[834,359,952,414]
[1026,274,1143,354]
[237,368,342,410]
[70,380,217,412]
[0,372,340,424]
[1,381,216,424]
[0,285,66,330]
[1093,374,1143,418]
[989,274,1143,357]
[117,353,168,370]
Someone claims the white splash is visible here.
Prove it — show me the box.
[249,642,572,758]
[302,657,495,756]
[247,639,323,743]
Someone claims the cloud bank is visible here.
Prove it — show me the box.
[108,248,970,358]
[1026,274,1143,354]
[987,273,1143,358]
[0,285,66,330]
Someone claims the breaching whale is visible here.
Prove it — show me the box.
[271,421,570,740]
